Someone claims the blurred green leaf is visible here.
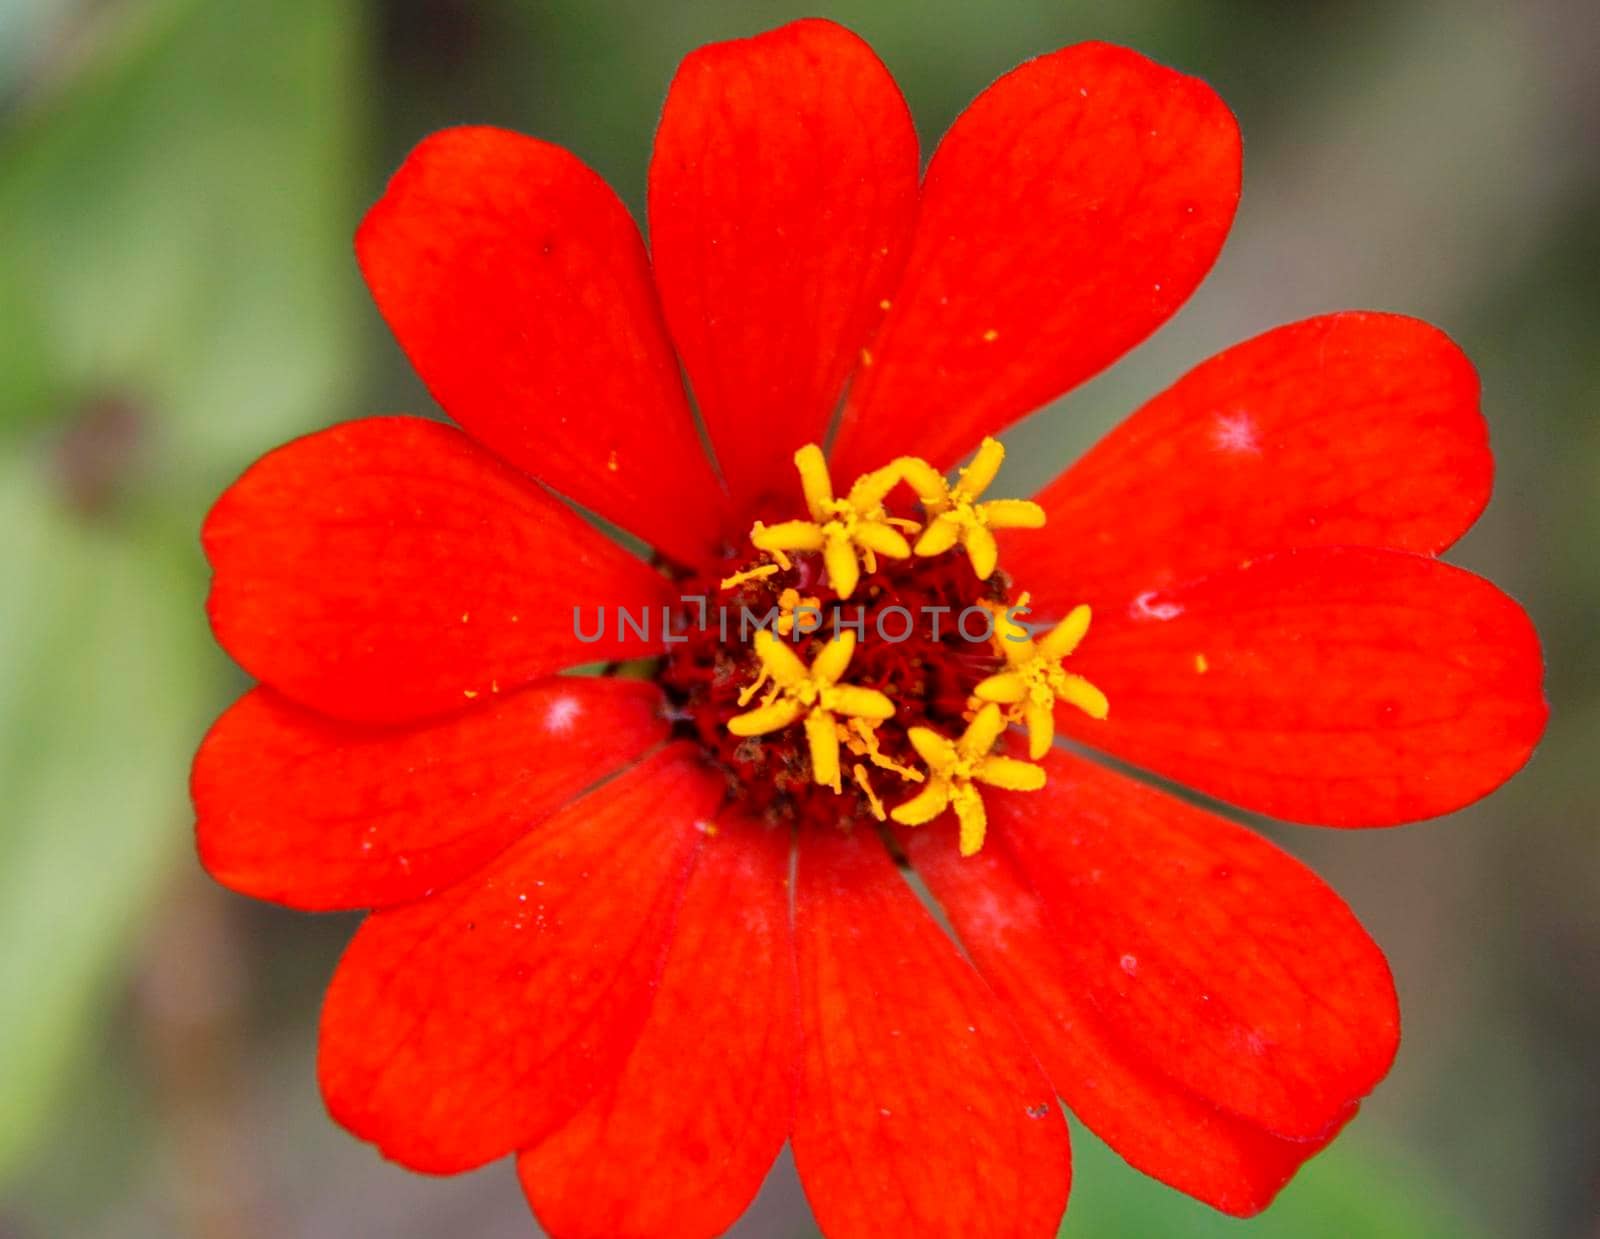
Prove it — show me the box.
[1060,1123,1482,1239]
[0,0,365,489]
[0,0,363,1186]
[0,460,208,1180]
[0,255,61,434]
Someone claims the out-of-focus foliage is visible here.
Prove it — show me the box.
[0,460,204,1176]
[0,0,362,467]
[1063,1128,1477,1239]
[1,0,1597,1236]
[0,0,362,1184]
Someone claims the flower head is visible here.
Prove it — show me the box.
[194,19,1546,1239]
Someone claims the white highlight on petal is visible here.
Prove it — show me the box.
[1212,411,1261,454]
[543,694,583,734]
[1131,591,1184,621]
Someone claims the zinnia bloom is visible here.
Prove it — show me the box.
[193,19,1547,1238]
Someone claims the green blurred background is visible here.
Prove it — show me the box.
[1,0,1595,1235]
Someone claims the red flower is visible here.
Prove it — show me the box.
[193,19,1547,1239]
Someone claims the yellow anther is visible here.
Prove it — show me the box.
[973,603,1108,759]
[728,630,894,792]
[890,703,1046,856]
[735,665,772,708]
[749,445,913,600]
[720,562,781,591]
[852,763,887,821]
[776,587,822,638]
[841,717,923,782]
[896,437,1045,579]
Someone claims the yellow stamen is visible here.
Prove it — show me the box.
[973,603,1108,759]
[852,763,887,820]
[748,445,914,600]
[736,664,771,708]
[841,717,923,782]
[727,630,894,792]
[720,562,781,590]
[895,437,1045,580]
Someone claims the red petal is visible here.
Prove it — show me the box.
[1000,751,1395,1141]
[831,42,1240,478]
[650,19,919,511]
[357,126,730,566]
[1064,546,1548,826]
[518,814,796,1239]
[1005,313,1493,610]
[903,815,1349,1215]
[203,417,674,723]
[193,677,667,911]
[317,745,720,1174]
[791,827,1070,1239]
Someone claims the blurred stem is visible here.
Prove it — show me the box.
[134,870,267,1239]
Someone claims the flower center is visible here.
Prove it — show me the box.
[657,439,1107,855]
